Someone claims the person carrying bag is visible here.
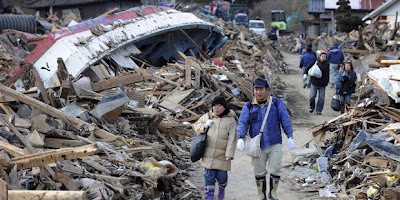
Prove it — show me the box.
[236,77,294,200]
[192,96,237,200]
[244,97,273,157]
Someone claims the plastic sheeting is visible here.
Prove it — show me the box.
[368,64,400,103]
[348,130,400,162]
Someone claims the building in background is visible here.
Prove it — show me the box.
[362,0,400,23]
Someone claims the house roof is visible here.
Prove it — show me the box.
[308,0,325,13]
[325,0,386,11]
[26,0,110,8]
[362,0,400,21]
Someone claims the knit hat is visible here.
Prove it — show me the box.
[306,43,312,52]
[253,77,269,88]
[212,96,228,109]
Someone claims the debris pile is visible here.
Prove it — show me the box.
[289,98,400,199]
[0,6,288,200]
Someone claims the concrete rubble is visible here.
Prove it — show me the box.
[0,5,288,200]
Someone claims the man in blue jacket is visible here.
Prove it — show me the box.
[300,44,317,88]
[236,77,294,200]
[327,43,344,88]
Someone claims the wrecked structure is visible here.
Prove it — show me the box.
[0,5,288,199]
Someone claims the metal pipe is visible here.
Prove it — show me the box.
[0,14,37,33]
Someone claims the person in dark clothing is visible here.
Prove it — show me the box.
[304,51,330,115]
[336,61,357,113]
[300,44,317,88]
[327,43,344,88]
[269,26,278,43]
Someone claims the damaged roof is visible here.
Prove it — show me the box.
[26,0,110,8]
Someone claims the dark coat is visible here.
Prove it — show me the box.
[305,60,330,87]
[336,70,357,94]
[327,48,344,64]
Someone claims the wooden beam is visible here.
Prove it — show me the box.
[8,190,86,200]
[185,61,192,88]
[380,60,400,65]
[92,73,145,92]
[0,140,26,157]
[99,7,118,17]
[387,130,400,142]
[135,68,181,87]
[0,84,119,141]
[32,68,50,105]
[10,144,98,170]
[0,178,7,200]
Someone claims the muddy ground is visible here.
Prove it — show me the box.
[189,51,340,199]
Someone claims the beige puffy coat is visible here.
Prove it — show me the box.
[193,110,237,171]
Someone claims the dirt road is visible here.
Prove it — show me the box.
[189,51,340,199]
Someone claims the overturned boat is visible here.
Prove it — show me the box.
[13,6,226,88]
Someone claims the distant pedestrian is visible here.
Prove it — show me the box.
[295,34,306,55]
[269,26,278,43]
[193,96,237,200]
[327,43,344,88]
[304,51,330,115]
[336,61,357,113]
[300,43,317,88]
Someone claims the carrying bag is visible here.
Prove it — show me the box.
[308,61,322,78]
[330,95,341,112]
[190,113,210,162]
[244,97,273,158]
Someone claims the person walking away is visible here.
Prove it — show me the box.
[327,43,344,88]
[236,77,294,200]
[295,34,306,55]
[336,61,357,113]
[268,26,278,44]
[193,96,237,200]
[304,51,330,115]
[300,44,317,88]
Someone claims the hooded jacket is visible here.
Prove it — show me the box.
[304,59,330,87]
[327,45,344,64]
[193,110,237,171]
[237,97,293,149]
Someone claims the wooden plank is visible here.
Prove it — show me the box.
[8,190,86,200]
[44,138,86,148]
[135,68,181,87]
[185,61,192,88]
[380,60,400,65]
[10,144,98,170]
[32,68,50,105]
[163,98,199,117]
[0,140,26,157]
[99,6,118,17]
[159,89,194,112]
[0,178,7,200]
[92,73,145,92]
[0,84,120,141]
[387,130,400,142]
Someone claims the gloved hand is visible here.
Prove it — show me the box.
[287,137,295,150]
[237,139,244,151]
[225,157,232,161]
[204,120,213,129]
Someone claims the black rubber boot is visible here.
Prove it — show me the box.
[268,175,280,200]
[255,176,267,200]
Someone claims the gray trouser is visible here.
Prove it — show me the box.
[251,144,282,177]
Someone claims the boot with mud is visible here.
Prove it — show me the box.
[340,105,345,114]
[217,185,225,200]
[205,185,215,200]
[268,175,280,200]
[255,176,267,200]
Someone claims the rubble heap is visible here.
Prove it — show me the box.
[289,97,400,199]
[0,7,288,200]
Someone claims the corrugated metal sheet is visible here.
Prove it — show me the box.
[0,15,37,33]
[308,0,325,13]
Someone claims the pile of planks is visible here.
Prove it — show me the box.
[296,99,400,199]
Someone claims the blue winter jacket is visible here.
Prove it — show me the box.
[327,48,344,64]
[300,51,316,68]
[237,97,293,148]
